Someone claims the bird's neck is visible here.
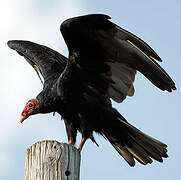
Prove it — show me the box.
[36,89,60,114]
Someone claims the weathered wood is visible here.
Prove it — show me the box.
[25,140,81,180]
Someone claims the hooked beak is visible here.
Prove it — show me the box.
[20,115,27,123]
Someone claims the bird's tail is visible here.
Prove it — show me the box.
[102,109,168,166]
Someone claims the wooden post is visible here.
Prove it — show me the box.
[25,140,81,180]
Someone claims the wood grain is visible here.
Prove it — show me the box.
[25,140,81,180]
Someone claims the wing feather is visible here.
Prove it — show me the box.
[115,26,162,62]
[7,40,67,85]
[60,14,176,103]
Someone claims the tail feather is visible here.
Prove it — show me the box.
[112,144,136,166]
[126,138,153,165]
[124,120,168,158]
[103,112,168,166]
[128,132,164,162]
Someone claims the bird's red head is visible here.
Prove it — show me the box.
[20,99,40,123]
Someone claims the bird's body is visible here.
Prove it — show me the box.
[8,14,176,166]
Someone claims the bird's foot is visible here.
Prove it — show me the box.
[68,139,75,146]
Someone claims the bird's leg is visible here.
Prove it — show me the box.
[63,118,77,146]
[78,134,99,151]
[78,136,87,152]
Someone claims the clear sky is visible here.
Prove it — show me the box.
[1,0,180,179]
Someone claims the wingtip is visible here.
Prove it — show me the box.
[166,84,176,92]
[172,85,177,91]
[7,40,14,49]
[151,55,163,62]
[7,40,22,50]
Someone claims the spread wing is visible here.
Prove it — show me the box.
[60,14,176,103]
[7,40,67,86]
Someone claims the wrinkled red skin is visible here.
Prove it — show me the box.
[20,99,39,123]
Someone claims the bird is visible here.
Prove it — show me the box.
[7,14,176,167]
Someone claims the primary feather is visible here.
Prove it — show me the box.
[61,14,176,102]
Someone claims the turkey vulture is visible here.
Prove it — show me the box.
[7,14,176,167]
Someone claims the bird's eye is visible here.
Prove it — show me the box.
[29,103,33,107]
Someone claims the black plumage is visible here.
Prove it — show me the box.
[8,14,176,166]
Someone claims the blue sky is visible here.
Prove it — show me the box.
[1,0,180,179]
